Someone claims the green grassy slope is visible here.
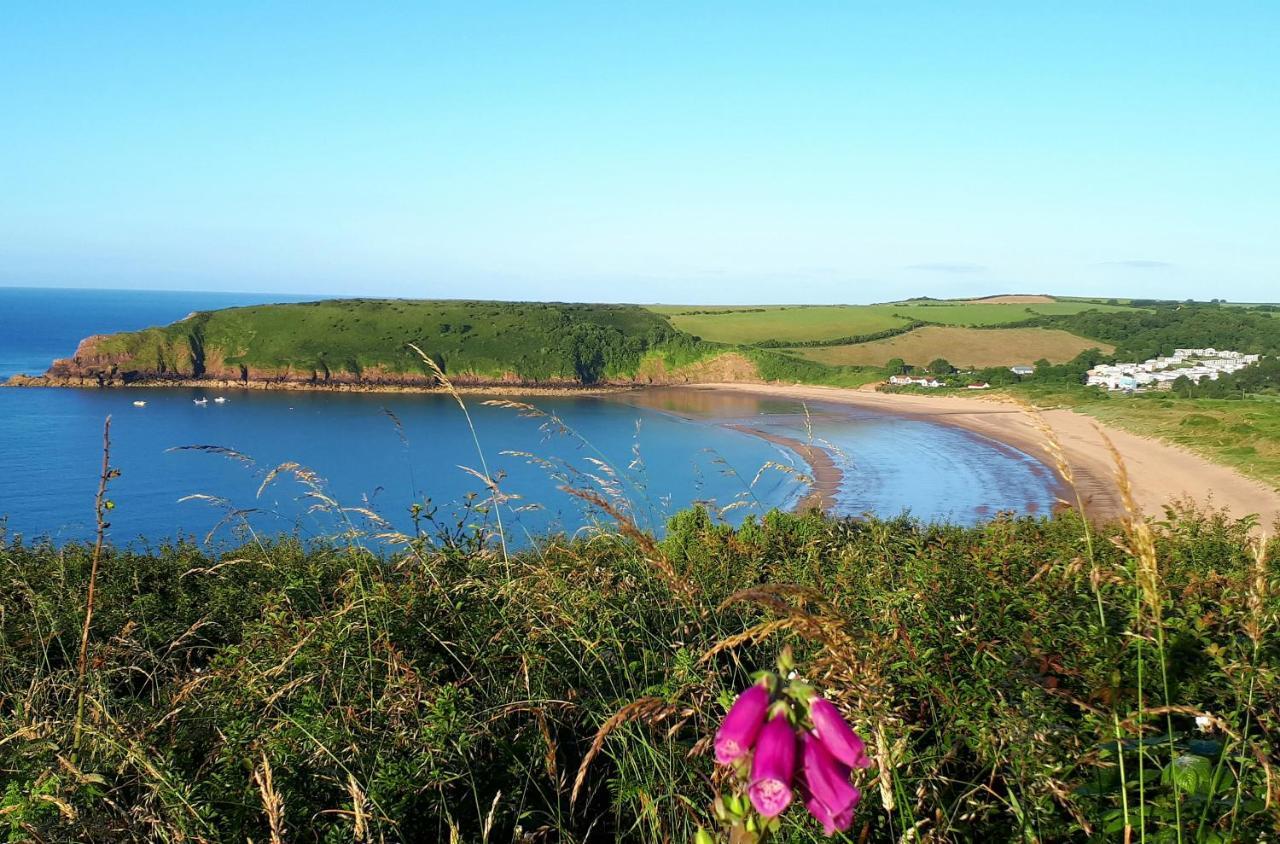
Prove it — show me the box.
[663,305,912,344]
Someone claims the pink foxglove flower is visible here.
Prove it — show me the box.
[714,683,770,764]
[800,731,861,835]
[749,714,797,817]
[809,697,871,769]
[803,790,858,837]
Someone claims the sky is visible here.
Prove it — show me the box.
[1,3,1276,303]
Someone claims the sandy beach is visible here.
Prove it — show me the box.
[693,382,1280,528]
[725,424,843,512]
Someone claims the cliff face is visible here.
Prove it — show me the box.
[37,335,448,388]
[14,335,762,391]
[43,333,197,384]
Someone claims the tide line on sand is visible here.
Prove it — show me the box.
[692,382,1280,529]
[724,424,843,513]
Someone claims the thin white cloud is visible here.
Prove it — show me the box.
[1100,260,1173,269]
[906,262,987,274]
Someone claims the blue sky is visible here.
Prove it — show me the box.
[1,3,1276,303]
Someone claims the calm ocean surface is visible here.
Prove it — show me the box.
[0,288,1058,547]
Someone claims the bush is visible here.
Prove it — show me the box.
[1,505,1276,841]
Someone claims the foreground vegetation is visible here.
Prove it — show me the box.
[2,499,1276,841]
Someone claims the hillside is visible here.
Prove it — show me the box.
[19,299,727,388]
[792,325,1114,368]
[655,299,1134,347]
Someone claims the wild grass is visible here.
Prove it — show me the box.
[1,388,1277,842]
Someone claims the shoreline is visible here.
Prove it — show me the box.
[725,424,842,513]
[2,374,639,398]
[689,382,1280,527]
[10,372,1279,527]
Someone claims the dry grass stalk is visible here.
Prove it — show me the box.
[558,485,695,602]
[254,752,286,844]
[876,725,895,812]
[700,618,794,664]
[408,342,510,564]
[571,697,685,805]
[482,791,502,843]
[347,773,369,843]
[73,415,113,752]
[1243,535,1270,645]
[1097,426,1163,621]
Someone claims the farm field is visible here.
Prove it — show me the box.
[891,300,1134,325]
[959,294,1055,303]
[651,300,1134,345]
[660,305,912,344]
[789,325,1114,368]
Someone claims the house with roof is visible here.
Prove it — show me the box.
[888,374,942,388]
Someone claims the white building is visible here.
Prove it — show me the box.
[1086,349,1261,392]
[888,375,942,388]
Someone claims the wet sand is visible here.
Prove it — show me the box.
[725,424,842,512]
[691,383,1280,528]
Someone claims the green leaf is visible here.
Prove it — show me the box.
[1162,754,1222,796]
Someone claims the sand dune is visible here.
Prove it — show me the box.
[693,382,1280,530]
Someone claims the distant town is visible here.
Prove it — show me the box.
[1085,348,1261,392]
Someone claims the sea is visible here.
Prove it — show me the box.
[0,287,1059,548]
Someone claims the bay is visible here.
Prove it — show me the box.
[0,288,1058,547]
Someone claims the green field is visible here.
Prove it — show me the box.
[650,300,1135,345]
[792,325,1114,368]
[891,300,1134,325]
[660,305,912,344]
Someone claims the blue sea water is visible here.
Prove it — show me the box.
[0,288,1058,547]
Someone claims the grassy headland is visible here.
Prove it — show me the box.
[9,298,888,390]
[33,299,713,386]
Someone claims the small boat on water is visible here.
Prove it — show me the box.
[132,400,147,407]
[213,396,227,404]
[193,398,208,406]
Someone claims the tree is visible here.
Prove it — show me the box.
[927,358,954,374]
[884,358,909,375]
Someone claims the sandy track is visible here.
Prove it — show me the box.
[692,383,1280,530]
